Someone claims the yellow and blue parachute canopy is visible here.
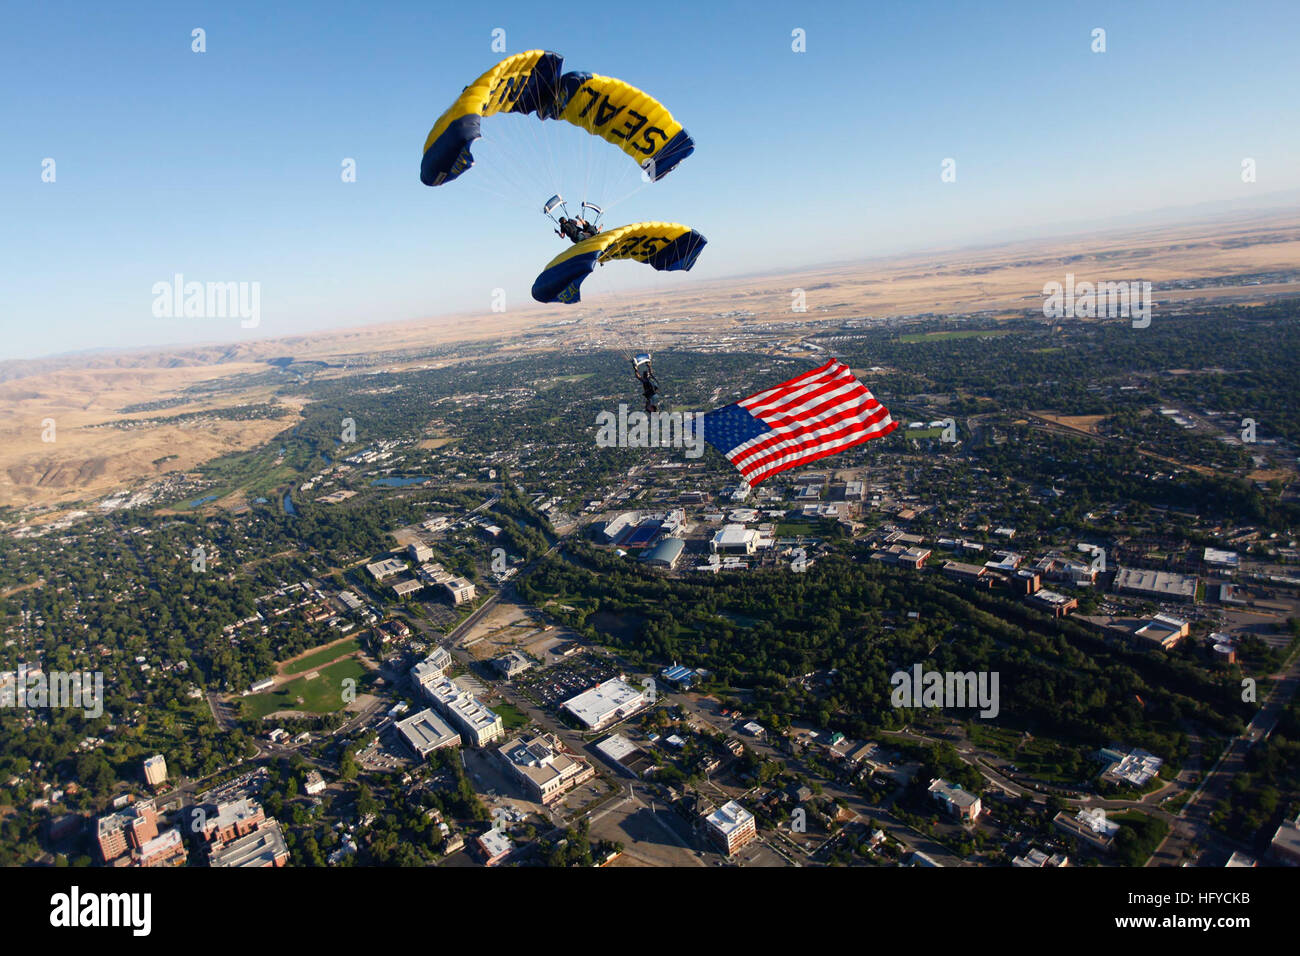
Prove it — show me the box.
[545,72,694,182]
[531,222,707,304]
[421,53,694,187]
[421,50,563,187]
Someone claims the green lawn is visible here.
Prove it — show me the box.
[242,658,367,720]
[492,702,529,730]
[282,638,361,675]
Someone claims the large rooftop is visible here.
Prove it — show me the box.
[562,679,649,729]
[705,800,754,836]
[396,708,460,754]
[209,821,289,867]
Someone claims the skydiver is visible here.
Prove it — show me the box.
[556,216,600,243]
[556,216,583,243]
[632,358,659,413]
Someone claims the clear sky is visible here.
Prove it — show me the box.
[2,0,1298,360]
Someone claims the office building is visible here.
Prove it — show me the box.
[704,801,757,856]
[143,754,167,787]
[562,679,651,731]
[396,708,461,758]
[497,734,595,805]
[424,676,505,747]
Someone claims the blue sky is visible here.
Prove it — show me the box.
[2,0,1298,360]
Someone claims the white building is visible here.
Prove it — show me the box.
[562,679,651,731]
[411,647,453,690]
[366,557,408,582]
[704,801,757,856]
[396,708,461,758]
[711,524,758,555]
[143,754,167,787]
[444,577,477,605]
[424,676,504,747]
[497,735,595,805]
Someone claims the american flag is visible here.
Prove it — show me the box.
[702,358,897,487]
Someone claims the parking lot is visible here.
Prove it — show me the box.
[514,655,620,710]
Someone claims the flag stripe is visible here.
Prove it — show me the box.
[743,416,897,484]
[736,358,840,408]
[731,393,887,469]
[703,358,897,487]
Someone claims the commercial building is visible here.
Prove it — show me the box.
[1132,614,1190,651]
[137,828,187,868]
[1014,569,1042,595]
[1054,807,1119,851]
[928,778,982,822]
[304,771,326,796]
[562,678,651,731]
[408,542,435,563]
[443,576,477,605]
[871,544,931,569]
[1212,641,1237,665]
[1100,748,1164,787]
[642,537,686,569]
[703,801,757,856]
[1114,567,1198,602]
[1032,554,1097,587]
[411,647,453,690]
[196,798,266,845]
[497,734,595,804]
[1203,547,1240,570]
[95,800,159,863]
[392,578,425,598]
[1269,814,1300,866]
[984,551,1023,574]
[209,819,290,867]
[424,676,505,747]
[942,560,990,587]
[476,828,513,866]
[594,734,655,778]
[366,557,408,582]
[1012,848,1069,867]
[492,650,533,679]
[710,524,759,555]
[396,708,462,758]
[1026,589,1078,618]
[143,754,167,787]
[661,664,696,690]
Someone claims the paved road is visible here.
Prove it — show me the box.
[1148,645,1300,866]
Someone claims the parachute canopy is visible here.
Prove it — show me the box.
[531,222,707,304]
[421,51,694,187]
[421,50,563,187]
[547,72,694,182]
